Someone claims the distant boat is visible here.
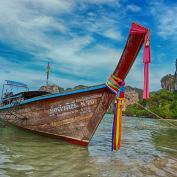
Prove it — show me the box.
[0,23,150,146]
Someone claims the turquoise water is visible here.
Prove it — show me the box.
[0,115,177,177]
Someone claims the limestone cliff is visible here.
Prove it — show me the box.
[161,74,175,92]
[174,59,177,92]
[39,85,64,93]
[107,86,141,113]
[125,86,141,106]
[161,59,177,92]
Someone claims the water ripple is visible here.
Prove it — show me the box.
[0,115,177,177]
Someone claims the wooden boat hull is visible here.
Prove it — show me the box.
[0,84,114,146]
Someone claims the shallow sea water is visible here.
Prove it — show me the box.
[0,115,177,177]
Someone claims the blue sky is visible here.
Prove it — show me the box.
[0,0,177,91]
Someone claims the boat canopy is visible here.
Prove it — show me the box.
[5,80,28,88]
[1,80,29,101]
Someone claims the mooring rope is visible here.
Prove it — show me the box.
[134,102,177,129]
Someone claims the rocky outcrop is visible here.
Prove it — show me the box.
[174,59,177,92]
[65,85,88,91]
[161,74,175,92]
[161,59,177,92]
[125,86,141,106]
[39,85,64,93]
[39,84,88,93]
[107,86,141,113]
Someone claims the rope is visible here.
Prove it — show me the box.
[134,102,177,129]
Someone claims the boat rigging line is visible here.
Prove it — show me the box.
[134,102,177,129]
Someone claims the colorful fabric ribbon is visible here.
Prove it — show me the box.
[112,82,125,151]
[106,74,122,94]
[106,75,125,151]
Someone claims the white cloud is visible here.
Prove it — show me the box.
[1,0,162,92]
[0,0,122,57]
[125,52,175,91]
[24,0,75,15]
[127,4,141,12]
[0,2,122,56]
[0,56,95,90]
[103,29,122,41]
[69,14,123,41]
[87,0,118,4]
[0,1,71,54]
[151,2,177,38]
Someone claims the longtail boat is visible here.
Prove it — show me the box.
[0,23,151,147]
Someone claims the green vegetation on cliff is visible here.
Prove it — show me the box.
[124,89,177,119]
